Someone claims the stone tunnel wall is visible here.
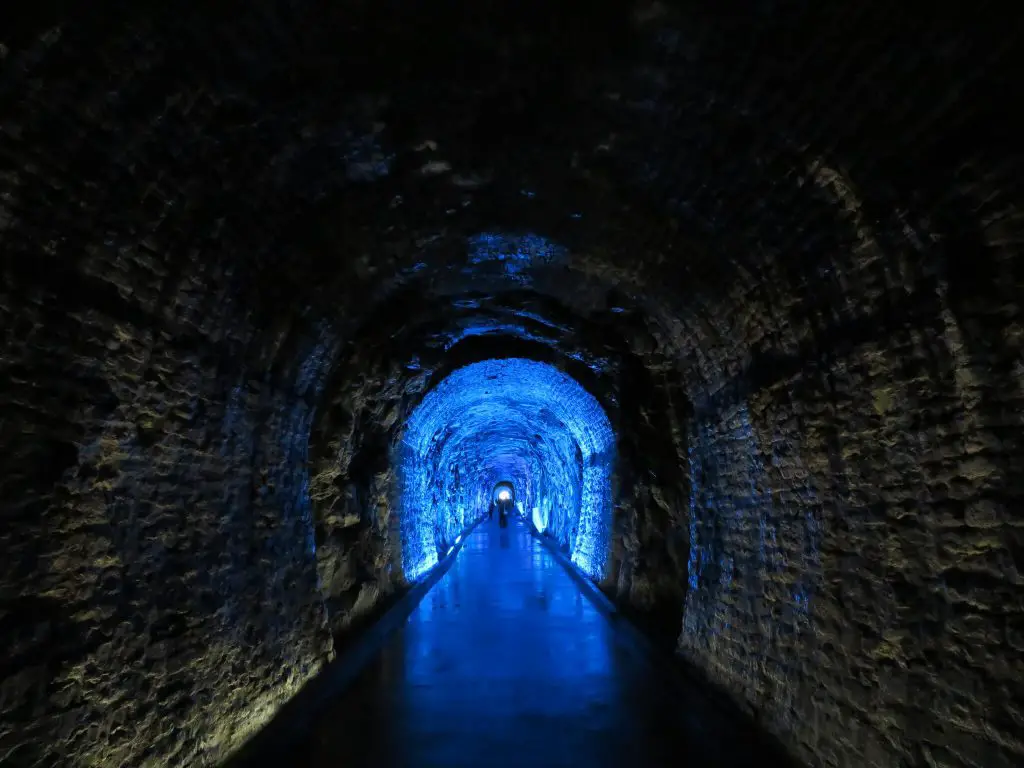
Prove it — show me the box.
[610,359,691,641]
[532,441,588,559]
[677,225,1024,764]
[0,238,337,766]
[308,355,418,635]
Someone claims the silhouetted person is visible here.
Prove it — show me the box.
[498,496,511,528]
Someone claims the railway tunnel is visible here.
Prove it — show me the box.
[1,2,1022,767]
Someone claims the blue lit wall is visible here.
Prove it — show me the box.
[680,401,824,709]
[396,358,615,582]
[465,232,569,284]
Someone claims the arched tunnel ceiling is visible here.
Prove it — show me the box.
[2,3,1022,768]
[405,358,613,462]
[6,2,1014,402]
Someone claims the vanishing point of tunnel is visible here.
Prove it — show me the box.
[1,3,1022,768]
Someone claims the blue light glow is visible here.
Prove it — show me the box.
[443,321,550,351]
[465,232,568,283]
[531,505,546,533]
[397,359,614,582]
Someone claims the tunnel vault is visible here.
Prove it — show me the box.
[1,3,1022,768]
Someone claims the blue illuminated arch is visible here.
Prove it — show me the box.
[396,358,615,581]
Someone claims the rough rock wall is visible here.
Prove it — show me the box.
[0,17,354,766]
[308,350,427,633]
[532,432,584,550]
[611,355,691,641]
[679,251,1024,765]
[0,239,336,767]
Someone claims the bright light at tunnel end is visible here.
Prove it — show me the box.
[497,489,511,501]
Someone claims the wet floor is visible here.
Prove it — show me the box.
[271,519,784,767]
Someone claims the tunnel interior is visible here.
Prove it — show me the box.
[397,358,615,581]
[1,3,1023,768]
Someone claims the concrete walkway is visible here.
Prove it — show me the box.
[287,518,778,767]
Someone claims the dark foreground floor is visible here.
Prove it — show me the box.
[255,519,786,767]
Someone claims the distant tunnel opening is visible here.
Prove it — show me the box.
[396,358,615,582]
[492,481,514,504]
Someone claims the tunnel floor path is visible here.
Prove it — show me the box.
[284,518,784,767]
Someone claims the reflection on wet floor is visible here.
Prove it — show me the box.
[285,519,782,767]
